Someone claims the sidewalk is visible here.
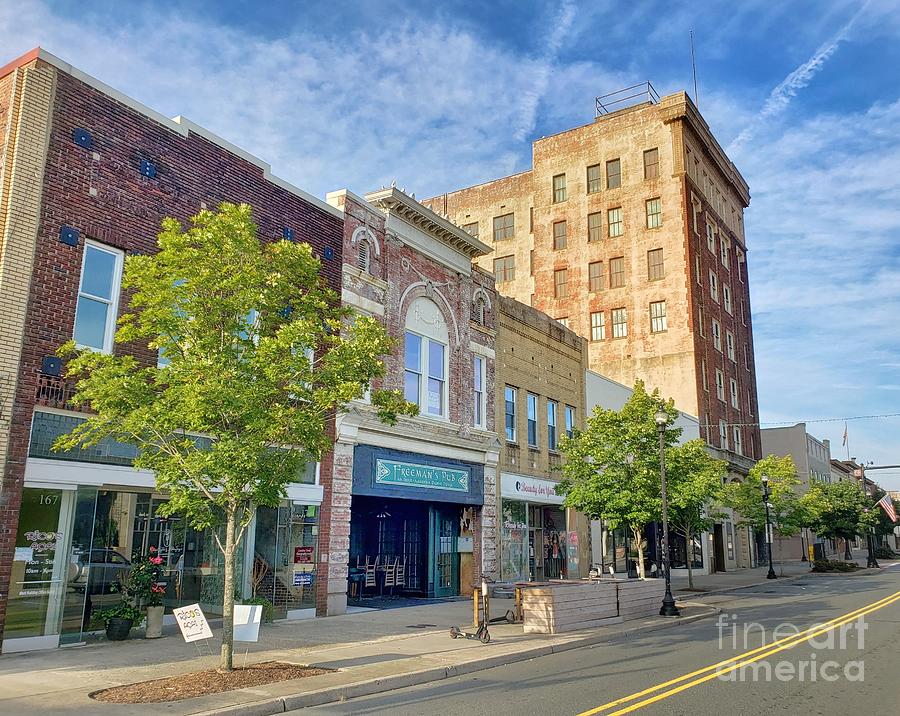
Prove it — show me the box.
[0,560,885,716]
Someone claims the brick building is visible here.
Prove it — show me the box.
[323,187,499,615]
[0,49,345,651]
[495,295,591,583]
[424,90,761,477]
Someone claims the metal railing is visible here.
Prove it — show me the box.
[596,82,660,116]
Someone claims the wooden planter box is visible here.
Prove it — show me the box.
[616,578,666,620]
[520,578,668,634]
[521,580,619,634]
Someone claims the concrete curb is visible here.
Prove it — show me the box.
[189,605,720,715]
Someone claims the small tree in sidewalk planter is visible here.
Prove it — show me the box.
[56,203,416,670]
[722,455,807,575]
[556,381,680,580]
[666,440,728,590]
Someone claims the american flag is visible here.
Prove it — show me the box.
[876,494,898,523]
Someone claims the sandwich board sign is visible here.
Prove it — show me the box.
[173,603,213,643]
[233,604,262,643]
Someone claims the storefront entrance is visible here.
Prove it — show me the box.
[499,474,590,583]
[349,497,459,598]
[348,445,483,603]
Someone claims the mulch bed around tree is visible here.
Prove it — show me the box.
[90,661,333,703]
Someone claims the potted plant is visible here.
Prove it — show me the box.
[96,601,143,641]
[127,546,166,638]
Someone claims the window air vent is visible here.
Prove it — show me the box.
[140,159,157,178]
[59,226,79,247]
[73,128,93,149]
[41,356,62,377]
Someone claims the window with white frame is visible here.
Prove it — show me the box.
[612,307,627,338]
[701,358,708,391]
[73,241,124,353]
[706,222,716,253]
[709,270,719,302]
[723,284,732,314]
[726,331,735,361]
[721,238,730,268]
[732,426,743,455]
[588,211,603,242]
[608,207,623,237]
[552,173,567,203]
[403,297,449,419]
[712,319,721,351]
[587,164,602,194]
[720,420,729,450]
[730,378,739,408]
[692,197,701,234]
[699,306,705,336]
[650,300,667,333]
[547,400,559,451]
[565,405,575,439]
[590,311,606,341]
[527,393,538,447]
[505,386,517,442]
[473,355,486,429]
[646,198,662,229]
[715,369,725,401]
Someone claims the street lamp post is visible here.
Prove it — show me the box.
[761,475,777,580]
[655,408,679,617]
[863,508,879,569]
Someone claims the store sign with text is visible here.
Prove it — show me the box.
[375,459,469,492]
[500,473,565,505]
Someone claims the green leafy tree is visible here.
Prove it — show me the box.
[56,203,416,670]
[557,381,680,579]
[666,440,727,589]
[801,480,870,559]
[722,455,806,573]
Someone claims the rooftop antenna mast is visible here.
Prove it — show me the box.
[690,29,699,109]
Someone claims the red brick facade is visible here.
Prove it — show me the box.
[0,53,343,643]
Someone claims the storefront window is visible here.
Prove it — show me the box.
[5,488,71,646]
[500,500,528,582]
[253,504,319,616]
[670,532,704,569]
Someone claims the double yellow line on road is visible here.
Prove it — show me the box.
[578,589,900,716]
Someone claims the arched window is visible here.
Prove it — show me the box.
[404,297,449,418]
[357,240,370,272]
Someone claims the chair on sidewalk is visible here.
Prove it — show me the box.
[383,558,397,597]
[394,558,406,596]
[364,555,379,593]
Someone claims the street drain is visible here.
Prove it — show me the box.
[405,624,438,629]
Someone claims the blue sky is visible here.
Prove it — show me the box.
[2,0,899,488]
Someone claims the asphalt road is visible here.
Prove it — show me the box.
[306,565,900,715]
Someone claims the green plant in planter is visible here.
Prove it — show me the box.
[243,596,275,623]
[96,601,144,626]
[127,546,166,607]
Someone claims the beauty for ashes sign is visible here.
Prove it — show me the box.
[375,459,469,492]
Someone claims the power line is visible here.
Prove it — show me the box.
[700,411,900,431]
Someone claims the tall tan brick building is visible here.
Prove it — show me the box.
[425,90,760,471]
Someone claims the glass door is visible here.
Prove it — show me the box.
[429,506,458,598]
[4,487,74,652]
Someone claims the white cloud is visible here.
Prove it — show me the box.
[728,2,869,151]
[0,1,554,198]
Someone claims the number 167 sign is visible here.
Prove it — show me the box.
[173,603,213,643]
